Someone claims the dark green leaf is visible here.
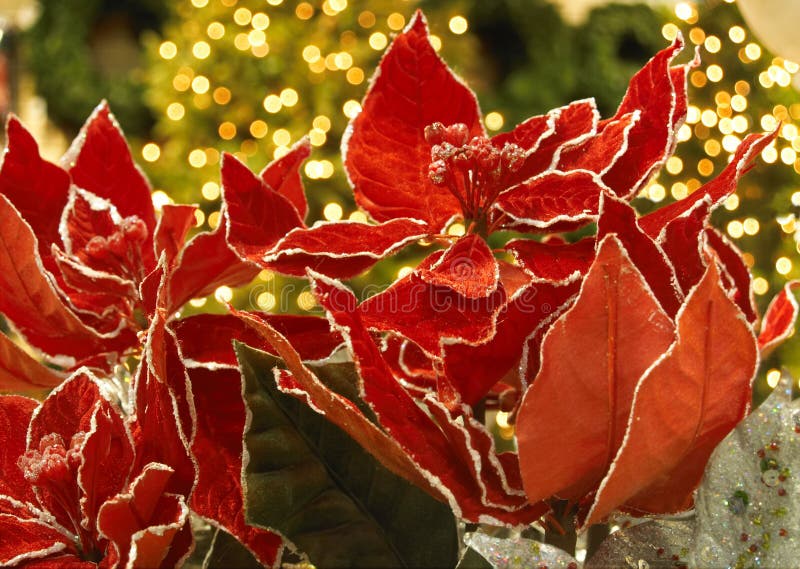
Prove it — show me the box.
[236,342,459,568]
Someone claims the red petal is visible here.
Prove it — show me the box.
[359,254,506,355]
[0,194,116,360]
[556,112,639,175]
[495,170,608,231]
[221,153,304,260]
[597,193,683,317]
[601,38,687,198]
[78,403,135,538]
[510,100,599,184]
[260,137,311,221]
[131,326,196,497]
[174,313,342,366]
[97,463,191,569]
[657,198,710,293]
[443,279,579,406]
[584,263,757,526]
[758,281,800,354]
[0,396,39,503]
[0,116,70,263]
[51,247,136,300]
[705,228,757,322]
[505,237,595,284]
[167,222,258,313]
[0,513,76,566]
[343,11,479,231]
[66,103,155,267]
[416,234,499,298]
[264,218,428,278]
[154,204,197,267]
[490,114,551,151]
[640,131,777,236]
[0,333,64,392]
[188,366,283,567]
[309,273,545,525]
[517,235,676,505]
[60,188,118,255]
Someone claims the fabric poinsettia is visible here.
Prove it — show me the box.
[0,102,281,388]
[218,10,703,410]
[515,155,798,526]
[0,370,192,568]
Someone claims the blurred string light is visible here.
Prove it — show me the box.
[642,1,800,290]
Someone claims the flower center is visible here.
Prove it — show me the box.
[425,122,523,234]
[17,431,98,558]
[83,215,149,283]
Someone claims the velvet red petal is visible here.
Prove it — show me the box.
[343,11,479,231]
[0,513,76,566]
[60,189,118,255]
[600,38,686,199]
[263,218,428,278]
[0,396,38,503]
[51,248,137,300]
[516,236,675,506]
[0,116,70,264]
[758,281,800,354]
[705,227,757,323]
[174,313,342,367]
[597,193,683,317]
[0,194,114,360]
[657,198,710,294]
[0,333,64,392]
[358,261,506,355]
[28,372,104,446]
[416,234,499,298]
[77,403,135,538]
[584,263,757,526]
[66,103,155,268]
[97,463,190,569]
[221,153,304,260]
[131,341,195,498]
[188,365,283,567]
[154,204,197,267]
[506,237,594,284]
[495,170,608,231]
[490,114,551,151]
[166,222,258,313]
[556,111,639,175]
[639,131,777,236]
[260,137,311,221]
[510,100,600,184]
[443,279,579,406]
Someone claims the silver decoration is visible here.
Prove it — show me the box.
[692,373,800,568]
[584,520,694,568]
[464,532,578,569]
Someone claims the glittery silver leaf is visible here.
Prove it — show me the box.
[463,533,578,569]
[584,520,694,568]
[692,373,800,567]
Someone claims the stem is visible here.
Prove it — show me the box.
[544,500,576,556]
[586,523,610,559]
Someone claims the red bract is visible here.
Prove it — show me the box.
[0,371,191,567]
[217,11,704,409]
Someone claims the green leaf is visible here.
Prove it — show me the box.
[235,342,459,568]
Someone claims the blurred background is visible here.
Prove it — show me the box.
[1,0,799,400]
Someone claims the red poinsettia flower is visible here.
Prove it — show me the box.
[0,103,260,387]
[514,136,799,526]
[217,11,705,410]
[0,370,191,567]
